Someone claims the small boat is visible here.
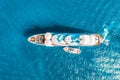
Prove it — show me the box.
[63,47,81,54]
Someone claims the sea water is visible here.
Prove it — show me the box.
[0,0,120,80]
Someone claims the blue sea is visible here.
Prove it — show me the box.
[0,0,120,80]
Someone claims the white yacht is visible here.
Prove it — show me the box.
[28,32,108,54]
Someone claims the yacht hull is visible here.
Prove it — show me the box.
[28,32,103,47]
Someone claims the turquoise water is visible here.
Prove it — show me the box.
[0,0,120,80]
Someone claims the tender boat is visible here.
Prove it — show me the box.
[63,47,81,54]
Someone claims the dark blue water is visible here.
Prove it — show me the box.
[0,0,120,80]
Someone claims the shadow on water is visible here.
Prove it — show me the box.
[23,24,93,37]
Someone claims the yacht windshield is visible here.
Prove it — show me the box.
[36,35,45,44]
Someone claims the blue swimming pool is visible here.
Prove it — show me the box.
[0,0,120,80]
